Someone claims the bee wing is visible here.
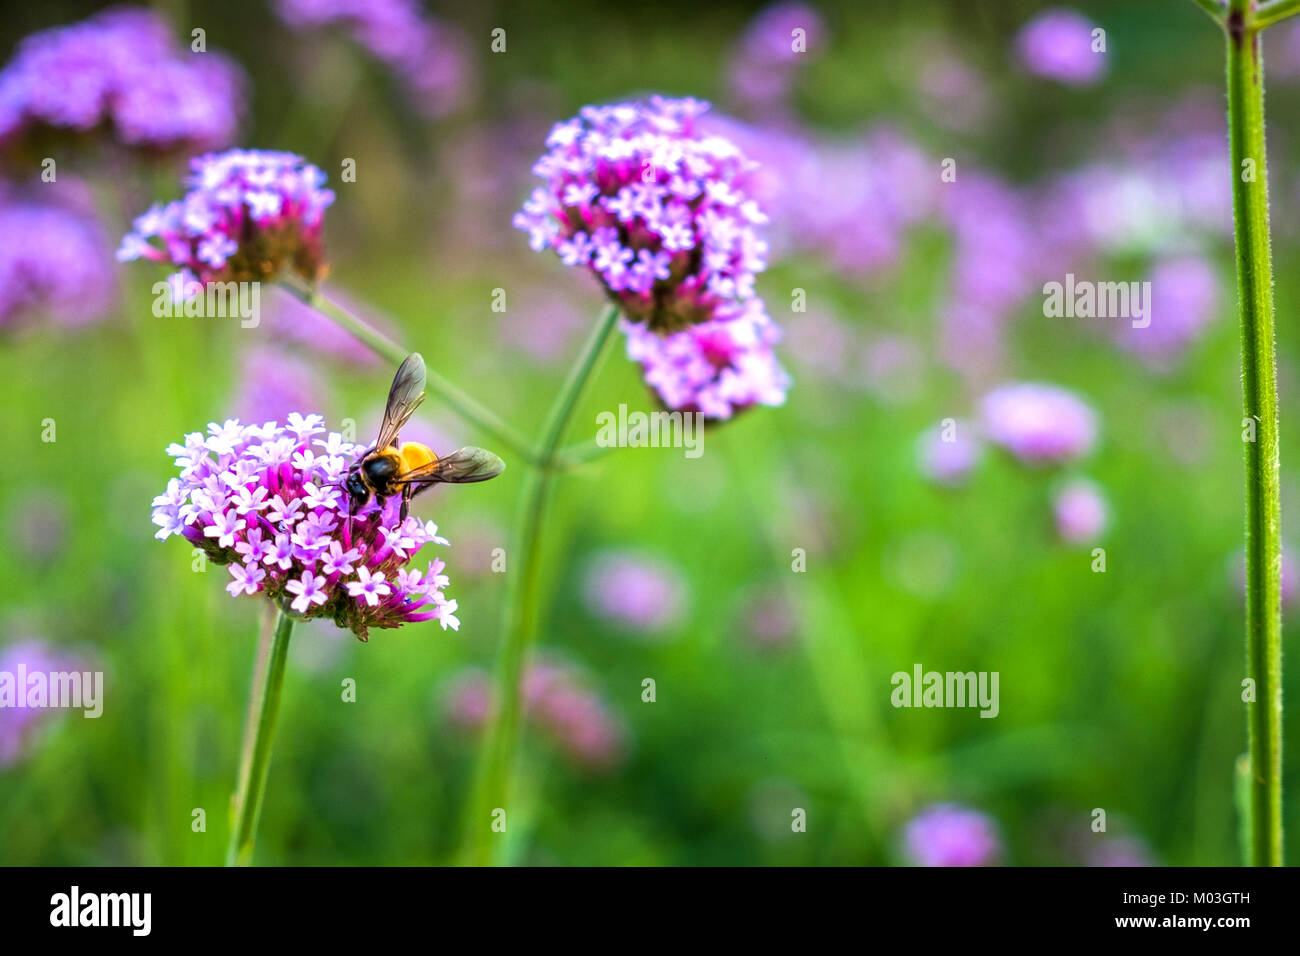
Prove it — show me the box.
[394,446,506,496]
[374,352,427,452]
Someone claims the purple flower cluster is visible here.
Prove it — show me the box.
[275,0,470,117]
[727,2,825,109]
[980,382,1098,466]
[903,803,1003,867]
[0,191,115,329]
[0,7,244,154]
[1015,8,1106,86]
[516,97,769,332]
[1053,478,1108,545]
[582,549,689,635]
[517,97,791,419]
[0,640,85,766]
[151,415,459,640]
[445,659,627,771]
[622,299,790,421]
[1116,256,1219,368]
[117,149,335,291]
[917,420,982,488]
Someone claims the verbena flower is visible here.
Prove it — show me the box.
[1053,478,1108,545]
[917,420,982,487]
[151,415,459,640]
[1014,8,1106,87]
[444,659,627,771]
[0,640,86,766]
[515,96,770,334]
[622,299,790,421]
[727,2,825,109]
[0,191,115,329]
[979,382,1097,465]
[581,549,688,635]
[0,7,244,155]
[275,0,470,117]
[117,149,335,291]
[1116,256,1219,368]
[902,803,1003,867]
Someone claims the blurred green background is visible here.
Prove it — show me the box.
[2,0,1298,865]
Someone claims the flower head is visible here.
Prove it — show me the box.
[917,419,982,487]
[515,96,769,334]
[275,0,470,117]
[1015,8,1106,87]
[152,416,458,639]
[0,190,115,330]
[582,549,688,635]
[902,803,1003,867]
[0,7,244,154]
[118,149,335,291]
[980,382,1098,465]
[1053,478,1108,545]
[0,640,87,765]
[623,299,789,420]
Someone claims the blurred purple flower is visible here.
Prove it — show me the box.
[1053,478,1108,545]
[1116,256,1219,367]
[0,192,115,330]
[918,420,981,487]
[263,285,382,366]
[118,149,335,292]
[1015,9,1106,86]
[582,549,688,635]
[1086,835,1154,867]
[737,588,800,651]
[444,659,627,771]
[0,640,85,766]
[727,2,824,109]
[0,7,244,154]
[980,382,1098,465]
[232,347,324,425]
[903,803,1003,867]
[275,0,471,116]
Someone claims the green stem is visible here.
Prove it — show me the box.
[1225,0,1284,866]
[226,609,294,866]
[1255,0,1300,31]
[277,277,544,468]
[461,304,621,865]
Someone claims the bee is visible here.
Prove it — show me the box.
[345,352,505,522]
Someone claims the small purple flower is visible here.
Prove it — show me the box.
[903,803,1003,867]
[0,190,116,330]
[980,382,1098,466]
[1086,836,1154,867]
[446,658,627,771]
[275,0,471,117]
[0,640,87,765]
[118,149,335,290]
[285,570,328,613]
[917,420,982,487]
[727,2,825,108]
[154,416,459,639]
[1116,256,1219,367]
[623,299,790,420]
[0,7,244,154]
[1015,9,1106,87]
[1053,479,1108,545]
[582,550,688,635]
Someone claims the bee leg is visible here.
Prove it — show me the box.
[400,486,412,522]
